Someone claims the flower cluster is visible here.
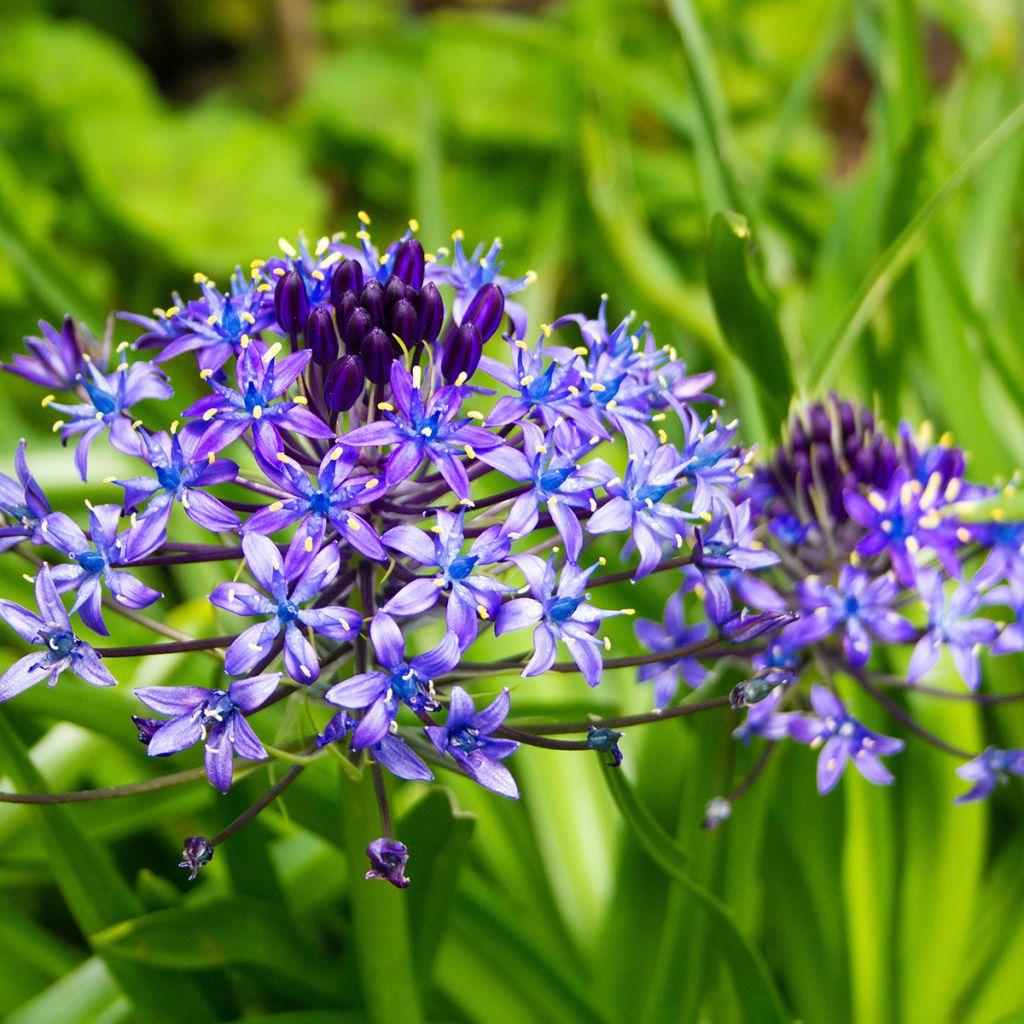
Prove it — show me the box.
[2,222,1022,888]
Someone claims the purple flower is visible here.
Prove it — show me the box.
[0,564,117,701]
[343,362,503,501]
[634,590,708,708]
[486,421,614,561]
[494,555,623,687]
[424,686,519,797]
[316,710,434,782]
[789,686,904,793]
[183,341,332,463]
[954,747,1024,803]
[134,673,280,793]
[325,612,459,749]
[787,565,916,667]
[678,408,745,516]
[0,440,51,552]
[382,510,513,650]
[973,520,1024,590]
[365,837,411,889]
[38,504,164,635]
[211,534,361,682]
[3,316,108,391]
[115,426,240,533]
[45,357,173,480]
[906,571,999,690]
[242,445,386,570]
[586,441,693,579]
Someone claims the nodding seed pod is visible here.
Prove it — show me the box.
[330,258,364,306]
[305,306,340,366]
[343,307,373,356]
[324,355,366,414]
[461,283,505,342]
[361,327,394,385]
[417,282,444,345]
[274,269,309,340]
[441,322,482,383]
[389,298,419,346]
[391,238,425,290]
[358,281,385,327]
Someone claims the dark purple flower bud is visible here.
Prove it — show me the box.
[721,609,797,643]
[417,283,444,345]
[461,283,505,342]
[344,307,373,356]
[274,269,309,339]
[334,290,358,332]
[324,355,366,414]
[330,258,364,306]
[389,298,419,344]
[131,715,163,745]
[587,726,623,767]
[361,327,394,385]
[441,322,482,383]
[365,837,410,889]
[359,282,385,326]
[179,835,214,881]
[305,306,339,366]
[392,239,425,290]
[383,275,409,311]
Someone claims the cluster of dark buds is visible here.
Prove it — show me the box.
[1,220,1022,888]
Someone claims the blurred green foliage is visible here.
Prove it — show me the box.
[1,1,1024,1022]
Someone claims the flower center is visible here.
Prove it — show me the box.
[447,555,477,581]
[44,630,77,659]
[449,726,481,753]
[202,690,235,724]
[390,667,419,700]
[548,596,581,622]
[309,490,331,516]
[77,550,107,573]
[156,465,181,492]
[277,600,301,623]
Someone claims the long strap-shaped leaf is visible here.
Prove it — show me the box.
[810,99,1024,390]
[601,760,791,1023]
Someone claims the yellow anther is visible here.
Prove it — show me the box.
[305,536,314,552]
[241,312,256,325]
[364,478,379,489]
[311,270,325,282]
[252,406,263,420]
[993,508,1006,522]
[409,218,420,232]
[269,501,284,512]
[347,517,360,529]
[466,410,484,420]
[199,368,213,379]
[464,444,476,459]
[603,636,612,651]
[41,394,55,407]
[293,395,308,406]
[455,372,468,387]
[939,431,954,447]
[358,211,371,225]
[278,237,298,257]
[477,604,490,620]
[377,402,395,412]
[170,419,180,434]
[203,408,217,421]
[206,313,218,326]
[867,492,888,512]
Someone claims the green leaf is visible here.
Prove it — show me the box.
[706,211,795,432]
[92,897,339,1002]
[0,713,217,1023]
[601,759,790,1023]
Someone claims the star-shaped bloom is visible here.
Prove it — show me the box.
[0,565,117,701]
[38,504,164,635]
[3,316,108,391]
[342,362,503,501]
[787,565,916,667]
[325,612,459,749]
[789,686,904,793]
[316,710,434,782]
[954,747,1024,803]
[906,570,999,690]
[183,341,332,463]
[634,590,708,708]
[586,441,694,579]
[242,445,386,570]
[134,673,280,793]
[0,440,51,552]
[381,510,513,650]
[494,554,623,686]
[211,534,361,682]
[46,356,173,480]
[115,425,240,533]
[424,686,519,797]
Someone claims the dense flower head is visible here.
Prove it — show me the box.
[1,214,1021,888]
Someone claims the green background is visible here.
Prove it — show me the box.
[0,1,1023,1022]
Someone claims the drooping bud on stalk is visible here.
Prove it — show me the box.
[131,715,162,744]
[389,298,419,345]
[179,836,215,881]
[324,355,366,413]
[362,327,394,385]
[392,239,425,290]
[365,837,410,888]
[461,283,505,342]
[273,269,309,342]
[358,281,385,327]
[417,282,444,345]
[344,307,373,356]
[305,306,340,366]
[330,257,364,306]
[441,322,482,383]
